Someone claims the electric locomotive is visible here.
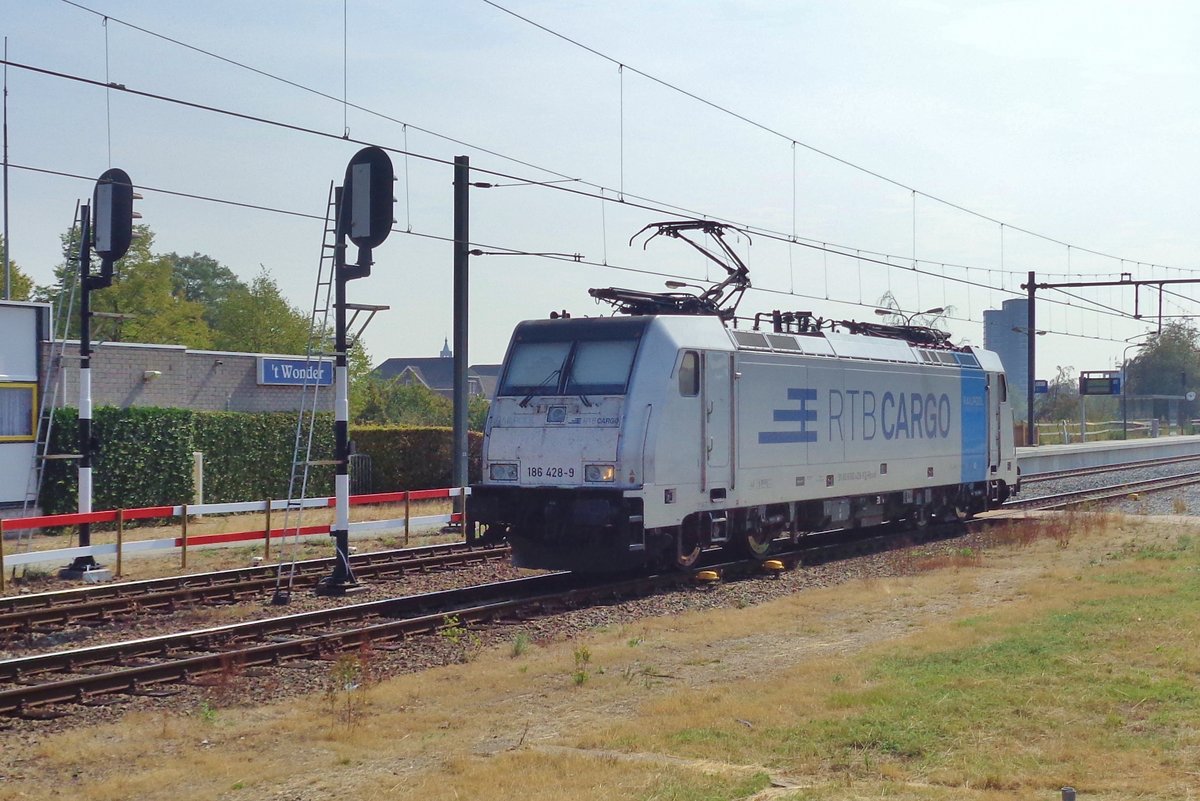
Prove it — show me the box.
[469,222,1019,571]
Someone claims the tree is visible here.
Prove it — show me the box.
[33,223,212,347]
[210,268,310,354]
[165,252,245,327]
[355,379,454,426]
[1036,365,1080,423]
[1124,321,1200,396]
[0,235,35,300]
[98,255,214,348]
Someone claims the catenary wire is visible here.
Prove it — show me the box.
[10,159,1160,345]
[3,55,1181,297]
[48,2,1200,278]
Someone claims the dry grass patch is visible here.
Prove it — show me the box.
[2,514,1197,801]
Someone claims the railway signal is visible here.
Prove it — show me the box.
[316,147,395,596]
[64,169,139,580]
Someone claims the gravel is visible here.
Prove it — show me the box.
[1018,458,1200,515]
[0,530,989,741]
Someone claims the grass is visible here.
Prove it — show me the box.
[594,520,1200,796]
[3,513,1198,800]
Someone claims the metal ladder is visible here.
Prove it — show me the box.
[272,185,339,604]
[17,203,83,538]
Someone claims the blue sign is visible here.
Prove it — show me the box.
[1034,379,1049,395]
[257,357,333,386]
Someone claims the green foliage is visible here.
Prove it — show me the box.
[354,376,490,431]
[193,412,333,502]
[210,268,310,354]
[440,614,482,662]
[41,406,196,515]
[351,426,482,491]
[41,407,332,513]
[1125,321,1200,396]
[99,255,214,348]
[1,235,35,300]
[166,252,243,326]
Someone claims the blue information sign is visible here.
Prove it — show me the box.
[257,357,333,386]
[1034,379,1049,395]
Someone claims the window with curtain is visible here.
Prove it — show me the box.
[0,384,36,441]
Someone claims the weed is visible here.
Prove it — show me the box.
[627,637,643,647]
[197,700,218,724]
[572,644,593,686]
[1172,496,1188,515]
[440,614,482,662]
[574,644,591,667]
[324,654,369,728]
[510,631,530,659]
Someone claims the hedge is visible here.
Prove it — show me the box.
[40,410,477,513]
[193,412,333,503]
[351,426,482,492]
[42,406,196,515]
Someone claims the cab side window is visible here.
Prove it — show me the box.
[678,351,699,396]
[998,374,1008,402]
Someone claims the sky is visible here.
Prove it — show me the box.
[2,0,1198,376]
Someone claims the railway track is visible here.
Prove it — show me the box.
[6,457,1191,720]
[1019,452,1200,483]
[0,521,976,719]
[1007,469,1200,511]
[0,570,686,718]
[0,542,508,638]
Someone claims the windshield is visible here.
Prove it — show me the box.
[499,338,639,397]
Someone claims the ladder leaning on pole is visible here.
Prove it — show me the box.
[273,184,339,605]
[18,203,83,548]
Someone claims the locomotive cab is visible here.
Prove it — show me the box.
[470,316,654,570]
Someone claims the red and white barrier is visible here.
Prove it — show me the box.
[0,487,469,575]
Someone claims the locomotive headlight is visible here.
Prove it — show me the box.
[585,464,616,482]
[489,463,519,481]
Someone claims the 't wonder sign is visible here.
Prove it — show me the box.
[257,357,333,386]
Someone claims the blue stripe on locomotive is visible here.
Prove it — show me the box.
[960,371,988,482]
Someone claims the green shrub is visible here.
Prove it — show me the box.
[39,410,476,512]
[351,426,481,491]
[193,411,333,502]
[41,406,195,515]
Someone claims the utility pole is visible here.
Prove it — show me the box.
[1026,271,1035,446]
[452,156,469,532]
[3,37,10,300]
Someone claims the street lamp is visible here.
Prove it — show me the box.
[875,306,944,326]
[1012,327,1047,446]
[665,280,706,292]
[1121,332,1158,440]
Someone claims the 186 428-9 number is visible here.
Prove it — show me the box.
[526,466,574,478]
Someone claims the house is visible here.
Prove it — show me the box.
[373,339,501,399]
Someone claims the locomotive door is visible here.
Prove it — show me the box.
[987,372,1004,468]
[702,350,733,494]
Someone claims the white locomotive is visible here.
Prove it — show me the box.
[469,222,1019,571]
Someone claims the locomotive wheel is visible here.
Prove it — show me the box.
[734,508,773,560]
[675,523,702,569]
[940,503,969,523]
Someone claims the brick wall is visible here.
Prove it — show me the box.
[42,341,333,412]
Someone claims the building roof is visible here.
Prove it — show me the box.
[372,357,502,397]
